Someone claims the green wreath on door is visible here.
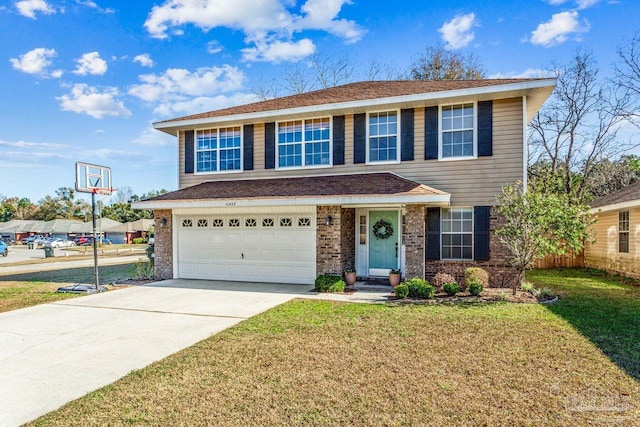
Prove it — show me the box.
[372,218,394,240]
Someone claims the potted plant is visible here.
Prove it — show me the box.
[388,268,402,287]
[343,267,357,287]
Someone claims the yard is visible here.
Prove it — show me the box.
[30,268,640,426]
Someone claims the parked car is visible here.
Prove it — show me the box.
[1,235,15,246]
[0,240,7,256]
[100,238,112,245]
[23,235,44,245]
[73,236,91,245]
[44,238,75,248]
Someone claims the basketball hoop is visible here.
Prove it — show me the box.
[92,187,117,197]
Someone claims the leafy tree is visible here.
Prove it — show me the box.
[495,182,595,294]
[409,43,485,80]
[35,187,90,221]
[101,189,168,223]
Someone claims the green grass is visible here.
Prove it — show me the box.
[527,268,640,381]
[30,269,640,426]
[0,263,137,313]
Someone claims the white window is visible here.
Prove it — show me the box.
[196,127,242,172]
[441,208,473,260]
[441,103,475,159]
[277,118,330,168]
[619,211,630,254]
[368,111,398,162]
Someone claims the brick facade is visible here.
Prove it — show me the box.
[425,207,518,288]
[403,205,426,279]
[154,209,173,280]
[316,206,356,276]
[340,208,356,271]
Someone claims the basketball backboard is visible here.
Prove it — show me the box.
[75,162,113,194]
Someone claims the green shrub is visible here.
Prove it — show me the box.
[442,282,461,296]
[539,287,554,299]
[394,283,409,299]
[328,280,346,293]
[132,237,145,244]
[404,278,435,299]
[133,258,154,280]
[521,281,534,292]
[315,274,342,292]
[468,281,483,296]
[464,267,489,290]
[432,272,455,291]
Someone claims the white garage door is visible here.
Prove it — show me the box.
[177,212,316,284]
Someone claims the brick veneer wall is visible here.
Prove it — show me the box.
[317,206,357,276]
[340,208,355,271]
[154,209,173,280]
[404,205,426,279]
[425,207,519,288]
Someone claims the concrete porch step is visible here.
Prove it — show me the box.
[353,280,393,292]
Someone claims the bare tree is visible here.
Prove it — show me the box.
[284,63,314,94]
[309,52,356,88]
[528,51,632,202]
[409,43,485,80]
[616,31,640,124]
[366,58,401,81]
[250,76,283,101]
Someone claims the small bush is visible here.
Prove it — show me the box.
[521,281,534,292]
[498,291,510,301]
[464,267,489,291]
[404,278,435,299]
[432,272,455,291]
[442,282,461,296]
[468,281,483,296]
[394,283,409,299]
[328,280,346,293]
[538,287,554,299]
[132,237,145,244]
[133,258,154,280]
[315,274,342,292]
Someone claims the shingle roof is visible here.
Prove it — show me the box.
[159,79,541,123]
[145,173,446,202]
[591,180,640,208]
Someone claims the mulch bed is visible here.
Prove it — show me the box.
[388,287,550,304]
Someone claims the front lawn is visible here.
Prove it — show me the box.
[31,269,640,426]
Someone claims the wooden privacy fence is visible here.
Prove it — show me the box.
[531,251,585,269]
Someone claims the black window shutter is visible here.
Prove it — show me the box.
[400,108,414,161]
[477,101,493,157]
[184,130,194,174]
[264,122,276,169]
[426,207,441,260]
[333,115,345,165]
[353,113,366,164]
[424,106,438,160]
[243,124,254,171]
[474,206,491,261]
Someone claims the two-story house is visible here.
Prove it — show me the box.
[134,79,556,286]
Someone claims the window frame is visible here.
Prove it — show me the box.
[275,116,333,170]
[619,210,630,254]
[438,101,478,161]
[440,207,474,260]
[194,126,244,175]
[366,109,401,165]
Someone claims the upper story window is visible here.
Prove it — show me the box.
[196,127,242,173]
[368,111,398,163]
[441,103,475,159]
[441,207,473,260]
[277,118,330,168]
[619,211,630,253]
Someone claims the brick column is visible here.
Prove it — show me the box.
[404,204,426,279]
[316,206,343,276]
[340,208,356,271]
[154,209,173,279]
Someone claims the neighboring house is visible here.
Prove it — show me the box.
[104,218,154,244]
[0,218,122,242]
[133,79,556,286]
[586,181,640,279]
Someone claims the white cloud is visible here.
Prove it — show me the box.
[15,0,55,18]
[575,0,601,8]
[439,13,477,49]
[530,11,589,46]
[153,93,258,116]
[489,68,553,78]
[0,139,69,150]
[133,53,155,68]
[206,40,223,54]
[73,51,108,75]
[143,0,364,63]
[57,84,131,119]
[9,47,60,77]
[544,0,568,4]
[75,0,115,13]
[128,65,245,103]
[241,38,316,62]
[132,125,177,146]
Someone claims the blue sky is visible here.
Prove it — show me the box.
[0,0,637,202]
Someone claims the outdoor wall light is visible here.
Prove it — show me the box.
[325,215,332,226]
[161,217,168,226]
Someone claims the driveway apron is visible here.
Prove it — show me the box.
[0,280,311,427]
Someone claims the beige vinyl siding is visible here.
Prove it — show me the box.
[585,207,640,279]
[179,97,524,206]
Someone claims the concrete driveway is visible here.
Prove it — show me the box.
[0,280,312,426]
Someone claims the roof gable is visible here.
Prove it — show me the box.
[591,181,640,208]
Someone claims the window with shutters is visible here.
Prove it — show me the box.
[441,208,473,259]
[440,103,476,159]
[196,127,242,173]
[367,111,399,163]
[277,117,331,168]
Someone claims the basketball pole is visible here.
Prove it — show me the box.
[92,190,99,291]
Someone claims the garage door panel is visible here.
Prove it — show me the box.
[178,212,316,284]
